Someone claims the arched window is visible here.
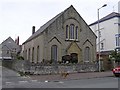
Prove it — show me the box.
[32,47,34,62]
[75,26,78,40]
[23,51,25,59]
[66,25,69,39]
[51,45,57,63]
[65,24,78,40]
[70,24,74,39]
[84,47,90,62]
[37,46,39,63]
[28,48,30,61]
[26,50,27,60]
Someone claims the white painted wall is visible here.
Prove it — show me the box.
[90,17,119,52]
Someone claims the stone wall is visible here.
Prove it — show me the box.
[13,60,98,75]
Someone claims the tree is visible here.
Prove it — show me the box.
[109,49,120,66]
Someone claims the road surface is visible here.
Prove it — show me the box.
[1,66,120,89]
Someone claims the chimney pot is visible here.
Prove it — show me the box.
[32,26,35,35]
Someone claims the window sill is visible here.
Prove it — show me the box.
[65,39,79,42]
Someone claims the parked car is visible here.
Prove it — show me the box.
[112,66,120,77]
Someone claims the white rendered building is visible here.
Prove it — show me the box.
[89,12,120,53]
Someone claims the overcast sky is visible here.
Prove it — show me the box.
[0,0,120,45]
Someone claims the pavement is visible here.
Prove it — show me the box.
[29,71,114,82]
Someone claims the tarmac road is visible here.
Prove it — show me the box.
[1,66,119,89]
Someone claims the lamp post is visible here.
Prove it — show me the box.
[98,4,107,72]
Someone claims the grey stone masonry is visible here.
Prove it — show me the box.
[13,60,98,75]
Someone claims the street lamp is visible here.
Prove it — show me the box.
[98,4,107,72]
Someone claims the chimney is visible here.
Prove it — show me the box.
[15,36,19,45]
[17,36,19,45]
[32,26,35,35]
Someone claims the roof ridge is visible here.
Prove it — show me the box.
[39,5,73,29]
[1,37,14,44]
[89,12,120,26]
[23,5,74,44]
[39,11,63,30]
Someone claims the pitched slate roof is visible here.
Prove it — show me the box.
[23,11,63,44]
[23,5,82,44]
[1,37,14,44]
[1,37,21,52]
[89,12,120,26]
[23,5,96,44]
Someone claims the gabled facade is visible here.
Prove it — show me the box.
[90,12,120,52]
[0,37,21,60]
[22,5,96,64]
[89,12,120,70]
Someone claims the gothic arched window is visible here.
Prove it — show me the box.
[84,47,90,62]
[66,25,69,39]
[65,24,78,40]
[37,46,39,63]
[28,48,30,61]
[75,26,78,40]
[51,45,57,63]
[32,47,34,62]
[69,24,74,39]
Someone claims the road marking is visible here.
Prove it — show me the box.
[44,80,64,83]
[31,80,37,82]
[5,82,14,85]
[19,81,28,84]
[45,80,50,82]
[58,81,64,83]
